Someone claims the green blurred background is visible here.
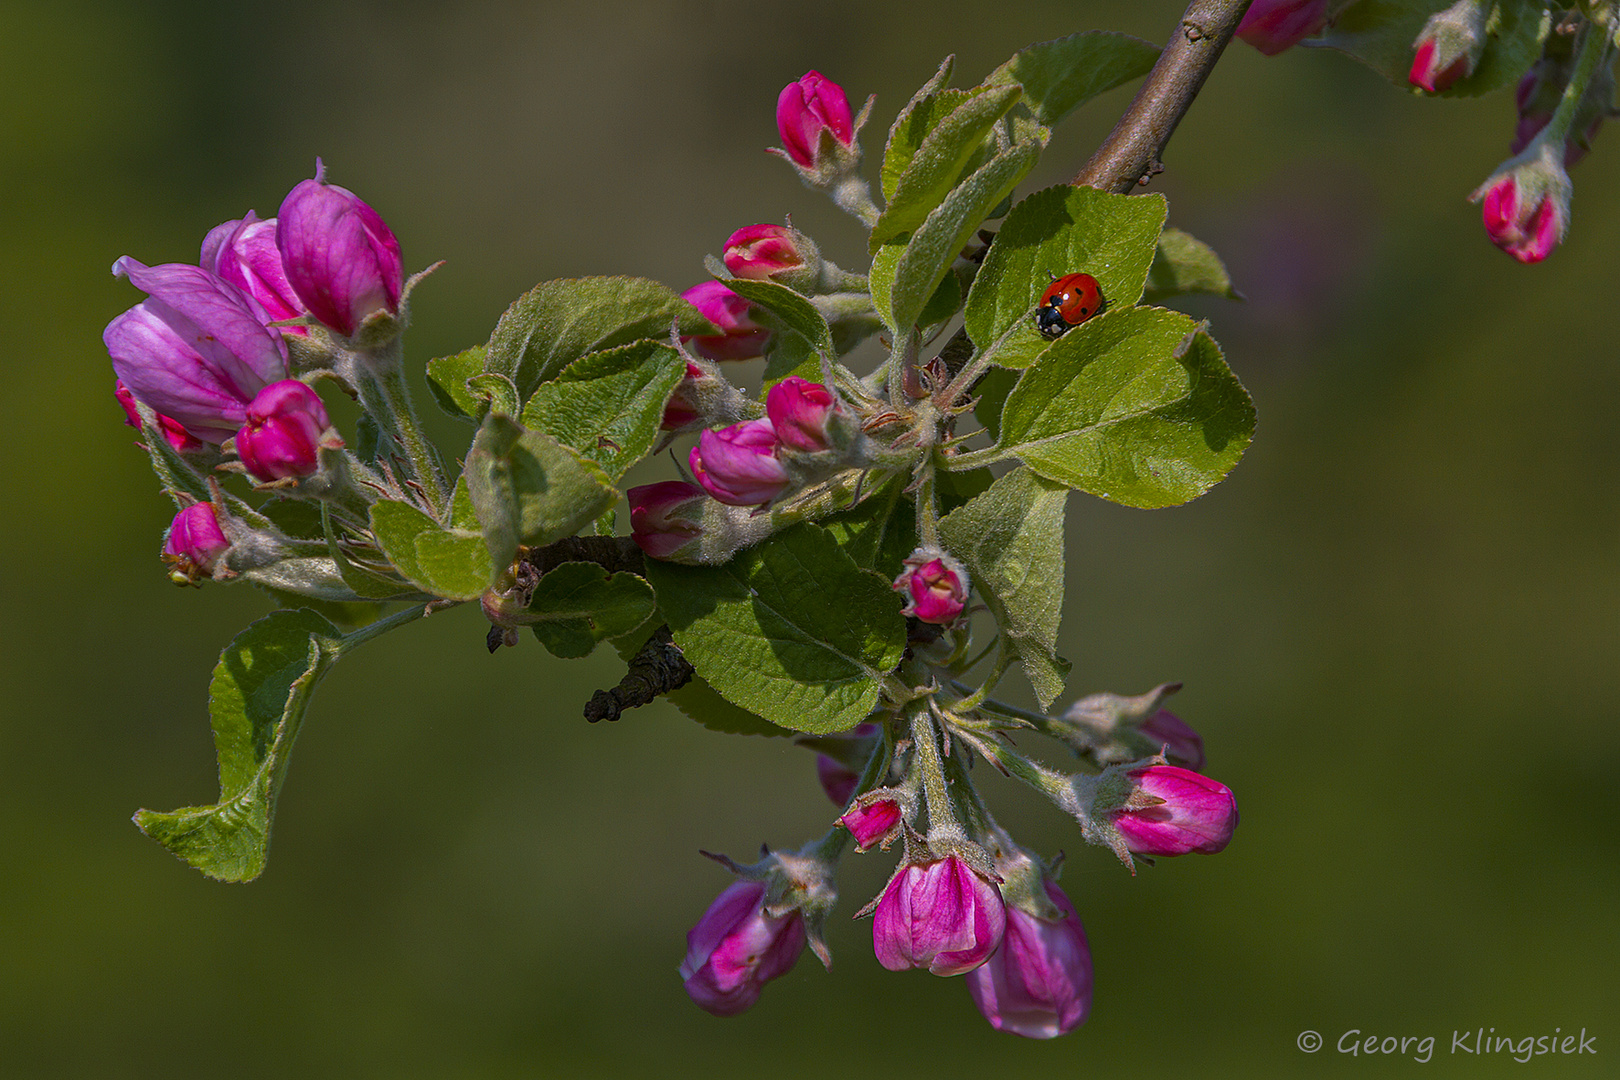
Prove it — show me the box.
[3,1,1615,1076]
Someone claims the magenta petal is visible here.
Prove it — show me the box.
[873,857,1005,976]
[966,881,1092,1039]
[277,168,403,336]
[680,880,806,1017]
[1115,765,1238,856]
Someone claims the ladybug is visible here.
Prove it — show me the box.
[1035,272,1106,339]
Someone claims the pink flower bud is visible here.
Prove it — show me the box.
[839,799,902,850]
[723,223,807,280]
[1475,159,1568,264]
[776,70,855,169]
[680,281,771,361]
[689,419,789,506]
[163,503,230,582]
[1136,709,1206,771]
[1408,2,1486,94]
[276,161,403,337]
[816,755,860,807]
[115,380,204,454]
[873,856,1005,976]
[679,880,806,1017]
[1112,765,1238,857]
[200,212,308,333]
[893,550,969,626]
[105,259,290,442]
[235,379,333,482]
[765,376,838,452]
[1235,0,1329,56]
[628,480,706,560]
[661,363,709,430]
[966,880,1092,1039]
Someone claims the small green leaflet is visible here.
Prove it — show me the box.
[645,524,907,734]
[425,345,490,423]
[1143,228,1243,303]
[519,340,686,480]
[370,498,493,601]
[984,31,1161,127]
[526,562,656,659]
[134,609,342,882]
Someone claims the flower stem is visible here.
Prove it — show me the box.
[345,338,448,517]
[1545,19,1612,146]
[908,702,965,842]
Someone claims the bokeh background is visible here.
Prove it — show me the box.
[3,1,1616,1076]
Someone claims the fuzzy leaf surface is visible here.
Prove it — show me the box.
[965,184,1166,370]
[872,84,1022,250]
[425,345,489,423]
[527,562,656,658]
[369,499,493,601]
[1143,228,1243,303]
[939,467,1070,707]
[719,277,835,361]
[133,609,340,882]
[984,31,1161,126]
[463,414,618,571]
[645,524,906,734]
[997,317,1254,508]
[484,277,717,400]
[1318,0,1548,97]
[519,340,685,480]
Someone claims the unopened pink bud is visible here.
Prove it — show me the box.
[236,379,333,482]
[115,380,204,454]
[723,224,807,280]
[894,550,969,625]
[163,503,230,583]
[628,480,706,560]
[873,856,1005,976]
[839,799,902,850]
[276,160,403,337]
[1112,765,1238,856]
[661,363,708,430]
[679,880,806,1017]
[1136,709,1206,771]
[765,376,838,453]
[1408,2,1486,94]
[966,880,1093,1039]
[200,212,308,333]
[680,281,771,361]
[776,70,855,169]
[1478,169,1566,264]
[689,419,789,506]
[1235,0,1329,56]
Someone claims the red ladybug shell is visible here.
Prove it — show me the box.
[1036,273,1104,338]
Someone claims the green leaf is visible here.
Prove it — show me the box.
[526,562,656,658]
[820,479,915,579]
[718,276,834,361]
[484,277,718,400]
[984,31,1161,126]
[964,184,1167,370]
[644,524,907,734]
[425,345,489,423]
[998,313,1254,508]
[369,499,493,601]
[463,414,618,571]
[762,332,822,386]
[1144,228,1243,303]
[939,467,1071,707]
[873,84,1023,250]
[666,676,790,738]
[1317,0,1549,97]
[881,55,957,200]
[520,340,686,480]
[133,609,341,882]
[884,140,1044,335]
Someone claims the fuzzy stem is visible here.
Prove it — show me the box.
[1544,19,1611,145]
[334,601,431,654]
[831,174,881,227]
[1073,0,1255,193]
[347,338,448,517]
[908,703,965,842]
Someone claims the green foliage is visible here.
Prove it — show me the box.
[1320,0,1550,97]
[939,467,1071,707]
[1144,228,1243,303]
[645,524,907,734]
[133,610,341,882]
[526,562,656,658]
[718,275,835,362]
[985,314,1254,508]
[370,497,493,601]
[820,479,915,578]
[425,345,491,423]
[483,277,717,401]
[984,31,1162,127]
[519,340,686,480]
[965,184,1167,369]
[463,414,618,573]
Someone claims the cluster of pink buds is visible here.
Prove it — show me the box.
[686,377,846,508]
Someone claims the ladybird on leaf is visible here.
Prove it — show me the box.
[1035,272,1106,339]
